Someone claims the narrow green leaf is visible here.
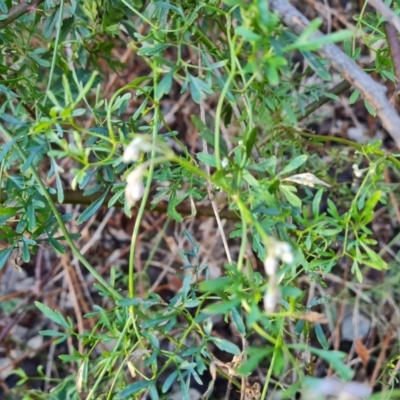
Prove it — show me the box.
[349,90,360,104]
[155,70,174,101]
[204,299,241,315]
[237,349,269,375]
[77,188,109,224]
[280,185,302,208]
[312,188,324,217]
[245,127,258,157]
[278,155,307,176]
[192,115,228,156]
[235,26,261,41]
[301,51,331,81]
[46,232,66,254]
[162,371,178,393]
[198,276,231,293]
[197,152,218,167]
[231,307,246,335]
[0,246,13,271]
[209,337,240,355]
[314,323,329,349]
[119,380,153,399]
[35,301,70,330]
[0,132,22,162]
[26,202,36,232]
[364,100,376,117]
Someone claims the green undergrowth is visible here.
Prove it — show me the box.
[0,1,399,399]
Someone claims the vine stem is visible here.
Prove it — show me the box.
[214,14,237,169]
[127,79,161,302]
[0,123,122,300]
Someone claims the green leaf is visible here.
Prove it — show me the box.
[192,115,228,156]
[46,232,66,254]
[301,51,331,81]
[153,2,184,17]
[0,207,18,225]
[280,185,302,208]
[197,152,218,167]
[204,299,241,315]
[237,348,270,375]
[235,26,261,41]
[0,132,23,162]
[364,100,376,117]
[198,276,231,293]
[35,301,70,330]
[278,155,307,176]
[349,90,360,104]
[0,246,13,271]
[314,323,329,349]
[360,191,381,224]
[290,345,353,380]
[26,203,36,232]
[39,330,67,337]
[247,157,277,174]
[245,127,258,157]
[312,188,324,217]
[139,44,170,56]
[77,187,110,224]
[188,74,213,104]
[0,0,8,13]
[155,70,174,101]
[209,337,240,355]
[231,307,246,335]
[119,380,153,399]
[162,371,178,393]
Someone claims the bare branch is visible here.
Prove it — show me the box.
[0,0,44,30]
[385,23,400,91]
[269,0,400,149]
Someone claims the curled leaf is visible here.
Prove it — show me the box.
[283,173,330,188]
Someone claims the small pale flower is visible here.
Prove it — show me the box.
[122,136,152,163]
[221,157,229,168]
[274,241,293,264]
[264,286,280,314]
[281,250,294,264]
[125,165,146,207]
[352,163,363,178]
[264,255,277,277]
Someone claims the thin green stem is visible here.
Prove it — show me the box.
[42,0,64,109]
[236,199,248,272]
[127,83,161,301]
[86,314,132,400]
[214,17,237,169]
[292,128,400,170]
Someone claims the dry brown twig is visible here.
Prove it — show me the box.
[268,0,400,149]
